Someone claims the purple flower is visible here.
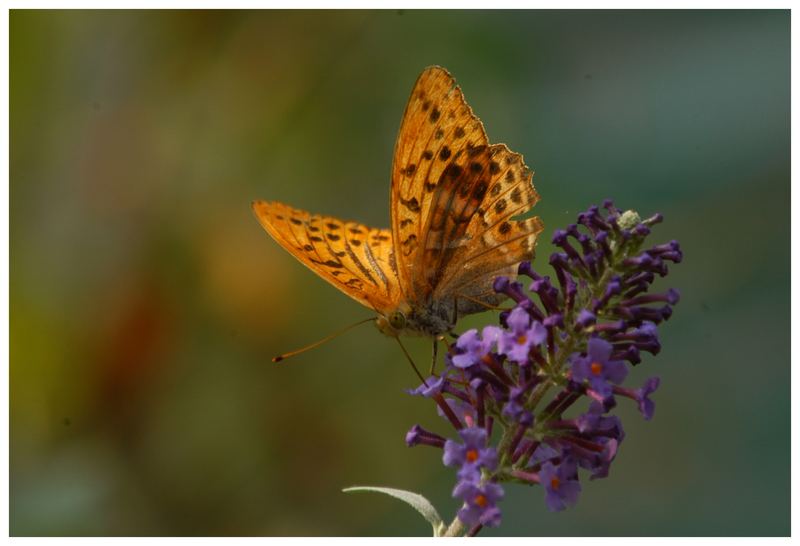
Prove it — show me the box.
[453,480,504,527]
[497,307,546,364]
[406,374,446,398]
[438,397,476,426]
[586,438,620,480]
[530,443,560,465]
[451,326,502,368]
[539,460,581,512]
[502,382,537,425]
[405,424,445,448]
[443,427,498,481]
[576,402,625,440]
[635,377,660,420]
[400,201,681,532]
[613,377,660,420]
[575,309,596,329]
[571,338,628,398]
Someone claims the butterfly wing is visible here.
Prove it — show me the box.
[252,200,402,313]
[390,66,543,315]
[431,143,543,314]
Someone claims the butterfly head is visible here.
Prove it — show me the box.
[375,305,410,337]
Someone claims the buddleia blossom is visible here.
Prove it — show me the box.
[405,201,682,533]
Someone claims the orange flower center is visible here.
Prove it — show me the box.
[475,494,488,507]
[466,449,479,463]
[590,361,603,376]
[516,335,527,345]
[550,476,561,491]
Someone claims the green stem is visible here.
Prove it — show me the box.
[527,377,553,410]
[444,516,466,537]
[496,419,520,468]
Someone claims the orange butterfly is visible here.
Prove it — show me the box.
[253,66,543,343]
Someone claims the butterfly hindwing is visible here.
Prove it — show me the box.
[252,200,402,312]
[434,144,543,311]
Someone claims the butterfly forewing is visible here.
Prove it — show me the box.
[252,200,402,312]
[390,66,543,316]
[390,67,490,303]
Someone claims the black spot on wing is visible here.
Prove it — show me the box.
[401,197,421,213]
[443,163,462,179]
[472,180,488,200]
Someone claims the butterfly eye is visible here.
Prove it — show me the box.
[389,311,406,330]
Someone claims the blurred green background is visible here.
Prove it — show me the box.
[10,9,789,536]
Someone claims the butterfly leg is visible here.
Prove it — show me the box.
[445,295,463,341]
[429,338,438,376]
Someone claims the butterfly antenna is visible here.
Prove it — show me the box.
[272,317,376,363]
[394,336,429,387]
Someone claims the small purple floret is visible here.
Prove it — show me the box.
[575,309,596,329]
[406,424,446,448]
[540,460,582,512]
[571,338,628,398]
[451,326,502,369]
[636,377,660,420]
[406,374,446,398]
[443,427,498,479]
[453,480,505,527]
[497,307,546,364]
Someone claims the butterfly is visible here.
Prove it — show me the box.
[253,66,543,342]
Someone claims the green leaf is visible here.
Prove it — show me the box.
[342,485,446,536]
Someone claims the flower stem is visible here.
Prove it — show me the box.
[444,516,466,537]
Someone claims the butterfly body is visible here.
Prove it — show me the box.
[253,66,543,339]
[376,300,454,338]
